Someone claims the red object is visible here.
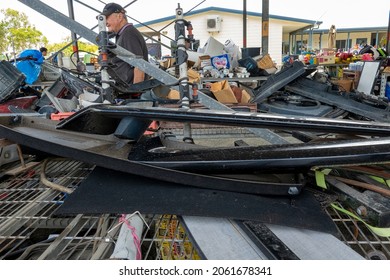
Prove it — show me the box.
[50,112,75,121]
[144,121,158,135]
[0,96,38,113]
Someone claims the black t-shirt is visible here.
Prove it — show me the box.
[108,23,148,85]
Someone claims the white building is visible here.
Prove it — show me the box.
[136,6,320,66]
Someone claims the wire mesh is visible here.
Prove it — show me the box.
[0,158,389,260]
[0,159,201,260]
[326,202,390,260]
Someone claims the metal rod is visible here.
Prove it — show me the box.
[261,0,269,54]
[67,0,79,62]
[243,0,247,48]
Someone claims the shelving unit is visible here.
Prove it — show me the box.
[200,76,268,89]
[379,72,390,97]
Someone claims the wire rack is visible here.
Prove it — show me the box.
[0,158,201,260]
[326,203,390,260]
[0,158,389,260]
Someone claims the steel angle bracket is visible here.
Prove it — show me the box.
[0,115,302,196]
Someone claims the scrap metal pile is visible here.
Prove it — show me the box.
[0,0,389,258]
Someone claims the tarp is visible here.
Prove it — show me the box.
[15,49,44,84]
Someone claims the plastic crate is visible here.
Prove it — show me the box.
[0,60,25,101]
[41,62,61,81]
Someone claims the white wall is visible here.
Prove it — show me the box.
[138,11,286,65]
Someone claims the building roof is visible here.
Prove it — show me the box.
[135,6,321,28]
[305,26,388,34]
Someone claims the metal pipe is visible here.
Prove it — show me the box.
[243,0,247,48]
[261,0,269,54]
[67,0,79,62]
[174,4,192,142]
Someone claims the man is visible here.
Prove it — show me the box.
[100,2,148,86]
[40,47,48,58]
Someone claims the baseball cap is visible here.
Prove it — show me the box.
[101,3,126,17]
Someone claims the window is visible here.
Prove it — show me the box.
[336,39,352,51]
[356,38,367,46]
[296,40,307,53]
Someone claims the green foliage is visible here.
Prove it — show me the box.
[0,8,48,53]
[47,38,98,57]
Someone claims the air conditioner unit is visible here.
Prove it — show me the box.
[206,16,221,32]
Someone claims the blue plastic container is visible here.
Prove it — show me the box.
[385,82,390,100]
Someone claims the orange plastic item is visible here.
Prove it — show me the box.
[144,121,158,135]
[50,112,75,121]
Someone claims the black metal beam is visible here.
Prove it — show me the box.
[57,104,390,137]
[286,78,390,123]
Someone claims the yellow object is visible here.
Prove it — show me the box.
[167,89,180,99]
[187,69,200,83]
[331,203,390,237]
[156,215,201,260]
[210,80,238,103]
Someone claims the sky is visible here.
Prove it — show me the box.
[0,0,389,44]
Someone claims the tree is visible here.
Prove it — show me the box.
[47,38,98,57]
[0,8,48,54]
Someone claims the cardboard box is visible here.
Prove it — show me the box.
[320,48,335,56]
[187,50,202,65]
[241,89,252,103]
[159,57,175,68]
[203,36,225,57]
[197,55,211,69]
[210,80,238,103]
[333,79,353,92]
[317,56,335,65]
[256,54,274,69]
[167,89,180,99]
[187,69,200,83]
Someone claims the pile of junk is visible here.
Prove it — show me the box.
[1,0,390,260]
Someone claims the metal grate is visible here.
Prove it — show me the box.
[0,159,95,259]
[0,159,201,260]
[0,158,389,260]
[326,203,390,260]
